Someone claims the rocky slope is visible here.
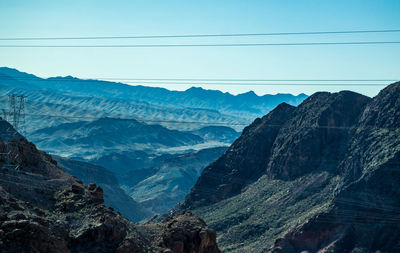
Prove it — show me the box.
[0,119,220,252]
[180,102,296,209]
[53,155,152,222]
[173,83,400,252]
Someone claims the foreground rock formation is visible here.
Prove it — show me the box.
[0,119,220,253]
[174,82,400,252]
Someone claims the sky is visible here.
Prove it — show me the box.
[0,0,399,97]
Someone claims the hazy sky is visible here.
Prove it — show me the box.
[1,0,399,96]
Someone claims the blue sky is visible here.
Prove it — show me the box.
[0,0,399,96]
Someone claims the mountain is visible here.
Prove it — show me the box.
[172,82,400,252]
[179,102,296,209]
[0,118,220,252]
[0,67,307,219]
[0,67,307,129]
[188,126,240,143]
[124,147,228,214]
[52,155,152,222]
[29,117,203,162]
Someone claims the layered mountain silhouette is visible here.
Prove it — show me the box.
[173,82,400,253]
[0,67,307,124]
[0,118,220,252]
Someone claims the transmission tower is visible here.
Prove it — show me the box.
[1,94,26,171]
[7,94,26,136]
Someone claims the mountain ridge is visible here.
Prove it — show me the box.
[0,67,307,122]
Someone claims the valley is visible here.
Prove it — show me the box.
[0,67,306,220]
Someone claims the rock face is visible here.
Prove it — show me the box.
[0,119,220,253]
[179,103,296,209]
[267,91,370,180]
[174,83,400,252]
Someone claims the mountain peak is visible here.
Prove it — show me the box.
[238,90,257,97]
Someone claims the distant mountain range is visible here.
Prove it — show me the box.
[0,67,307,131]
[171,81,400,252]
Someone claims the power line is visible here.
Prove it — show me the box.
[13,112,400,131]
[0,76,397,86]
[1,29,400,40]
[1,41,400,48]
[0,77,397,82]
[115,81,391,86]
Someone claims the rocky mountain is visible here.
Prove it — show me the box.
[52,155,152,222]
[179,102,296,209]
[124,147,228,214]
[173,82,400,252]
[0,118,220,252]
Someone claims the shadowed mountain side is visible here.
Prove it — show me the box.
[268,83,400,253]
[178,102,296,210]
[53,155,153,222]
[266,91,371,180]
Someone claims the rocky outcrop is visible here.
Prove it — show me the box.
[174,83,400,253]
[0,119,220,253]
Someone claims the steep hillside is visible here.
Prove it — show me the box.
[53,156,152,222]
[125,147,227,214]
[180,102,296,209]
[0,118,220,252]
[174,83,400,252]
